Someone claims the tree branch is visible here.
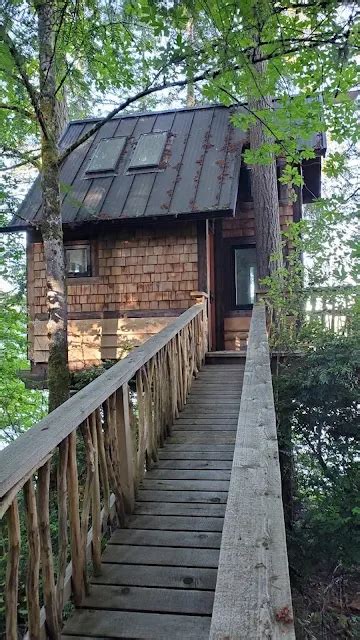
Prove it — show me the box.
[0,25,49,139]
[0,102,36,120]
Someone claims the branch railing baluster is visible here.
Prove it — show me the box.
[0,299,208,639]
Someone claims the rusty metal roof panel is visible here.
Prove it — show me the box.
[9,106,247,228]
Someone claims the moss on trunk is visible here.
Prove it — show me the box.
[36,0,70,412]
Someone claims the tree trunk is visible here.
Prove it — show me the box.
[249,56,283,282]
[35,0,70,412]
[186,18,195,107]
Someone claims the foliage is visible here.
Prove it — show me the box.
[265,180,360,635]
[0,201,46,445]
[0,292,47,445]
[275,330,360,565]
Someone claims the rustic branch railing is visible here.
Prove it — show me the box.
[0,299,208,640]
[209,304,295,639]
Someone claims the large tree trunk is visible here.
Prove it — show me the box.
[249,57,283,283]
[35,0,70,412]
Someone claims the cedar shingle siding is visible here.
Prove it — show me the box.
[28,223,198,369]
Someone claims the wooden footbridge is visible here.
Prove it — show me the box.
[0,301,295,639]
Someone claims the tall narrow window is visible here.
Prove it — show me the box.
[129,132,167,169]
[65,244,91,277]
[234,247,257,306]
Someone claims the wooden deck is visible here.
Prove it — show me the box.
[62,361,244,640]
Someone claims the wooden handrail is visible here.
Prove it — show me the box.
[0,302,204,502]
[0,300,208,640]
[209,304,295,639]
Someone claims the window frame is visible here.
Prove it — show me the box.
[232,244,257,310]
[85,136,127,174]
[65,242,92,278]
[128,131,168,170]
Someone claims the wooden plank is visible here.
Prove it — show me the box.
[173,418,238,425]
[62,610,211,639]
[0,304,204,499]
[189,390,242,396]
[102,544,220,568]
[91,563,218,590]
[133,502,226,517]
[136,490,227,504]
[180,405,239,412]
[79,584,214,615]
[158,449,234,458]
[125,514,224,531]
[194,373,243,379]
[163,444,234,450]
[140,479,230,492]
[185,397,240,404]
[169,433,236,443]
[155,459,233,469]
[209,304,295,640]
[110,529,222,548]
[167,434,236,444]
[147,469,231,480]
[171,424,236,431]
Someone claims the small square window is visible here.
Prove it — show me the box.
[234,247,257,306]
[66,244,91,277]
[129,132,167,169]
[86,137,126,173]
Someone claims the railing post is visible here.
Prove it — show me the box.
[190,291,209,358]
[116,384,135,513]
[5,498,20,640]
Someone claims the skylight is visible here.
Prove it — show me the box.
[129,132,167,169]
[86,137,126,173]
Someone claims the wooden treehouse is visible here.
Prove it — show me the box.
[0,104,325,639]
[4,104,324,377]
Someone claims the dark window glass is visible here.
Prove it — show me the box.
[65,244,91,277]
[238,162,252,202]
[234,247,257,306]
[86,137,126,173]
[129,132,167,169]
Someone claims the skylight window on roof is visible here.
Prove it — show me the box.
[129,132,167,169]
[86,137,126,173]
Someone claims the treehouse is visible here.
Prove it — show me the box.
[5,104,325,377]
[0,104,327,639]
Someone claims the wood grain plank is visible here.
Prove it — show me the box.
[102,544,220,567]
[185,398,240,405]
[79,584,214,615]
[179,407,239,415]
[156,459,233,470]
[136,490,228,504]
[162,444,235,451]
[133,502,226,517]
[91,563,218,590]
[173,418,238,425]
[158,451,234,460]
[140,479,230,492]
[110,529,222,548]
[62,610,211,639]
[167,434,236,444]
[147,469,231,480]
[125,514,224,531]
[171,424,237,431]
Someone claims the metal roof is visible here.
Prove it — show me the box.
[11,105,246,229]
